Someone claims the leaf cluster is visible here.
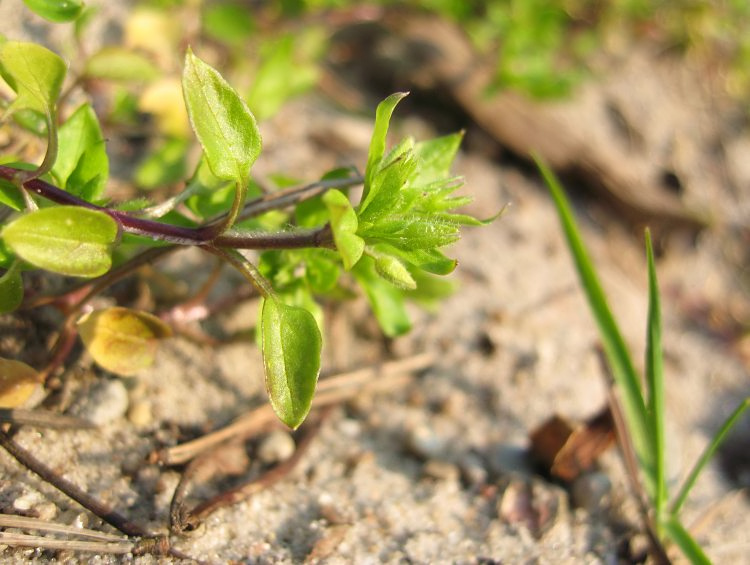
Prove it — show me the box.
[0,4,492,429]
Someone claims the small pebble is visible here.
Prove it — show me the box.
[257,429,296,464]
[127,398,153,428]
[73,379,129,425]
[407,425,447,459]
[571,472,612,513]
[459,453,489,486]
[488,443,532,476]
[422,459,460,482]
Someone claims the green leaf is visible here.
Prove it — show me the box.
[246,35,319,121]
[662,516,711,565]
[53,103,109,201]
[1,206,119,277]
[182,48,261,188]
[353,257,411,337]
[134,137,188,189]
[410,132,464,185]
[203,2,255,46]
[362,92,408,205]
[670,397,750,517]
[537,156,654,495]
[323,189,364,270]
[0,262,23,313]
[83,47,160,82]
[0,41,66,117]
[368,249,416,290]
[644,229,667,520]
[261,298,322,429]
[0,177,25,211]
[77,307,172,376]
[22,0,83,23]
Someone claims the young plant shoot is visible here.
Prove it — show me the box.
[0,41,491,429]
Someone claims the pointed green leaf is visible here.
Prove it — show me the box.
[261,298,322,429]
[0,177,25,211]
[53,103,108,201]
[373,253,416,290]
[323,189,364,270]
[363,92,408,203]
[22,0,83,22]
[644,229,667,519]
[1,206,118,277]
[411,131,463,185]
[0,262,23,313]
[182,48,261,187]
[537,155,654,494]
[0,41,66,117]
[77,307,172,376]
[83,47,160,82]
[353,257,411,337]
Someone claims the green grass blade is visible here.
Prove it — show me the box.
[645,229,667,521]
[670,397,750,516]
[536,156,654,492]
[662,515,711,565]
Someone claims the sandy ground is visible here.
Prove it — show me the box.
[1,2,749,563]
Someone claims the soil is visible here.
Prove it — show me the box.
[1,2,749,564]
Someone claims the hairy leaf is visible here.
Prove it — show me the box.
[410,132,464,185]
[182,48,261,187]
[353,257,411,337]
[53,103,108,201]
[77,307,172,376]
[1,206,119,277]
[22,0,83,22]
[362,92,408,206]
[261,298,321,429]
[323,189,364,270]
[0,41,66,117]
[0,357,42,408]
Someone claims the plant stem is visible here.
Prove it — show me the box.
[0,164,359,248]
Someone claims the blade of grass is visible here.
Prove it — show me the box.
[670,397,750,516]
[645,229,667,524]
[535,155,655,495]
[662,515,711,565]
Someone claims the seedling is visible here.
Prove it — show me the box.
[539,158,750,564]
[0,34,492,430]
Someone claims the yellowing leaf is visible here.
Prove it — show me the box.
[0,357,42,408]
[77,307,172,376]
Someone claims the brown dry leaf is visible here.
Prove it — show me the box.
[530,407,615,481]
[0,357,43,408]
[77,307,172,376]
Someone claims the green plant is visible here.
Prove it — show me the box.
[0,6,492,429]
[538,158,750,564]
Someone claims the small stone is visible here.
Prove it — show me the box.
[407,425,447,459]
[127,398,153,428]
[257,429,296,464]
[571,472,612,513]
[459,453,488,486]
[488,443,532,476]
[73,379,129,425]
[422,459,460,482]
